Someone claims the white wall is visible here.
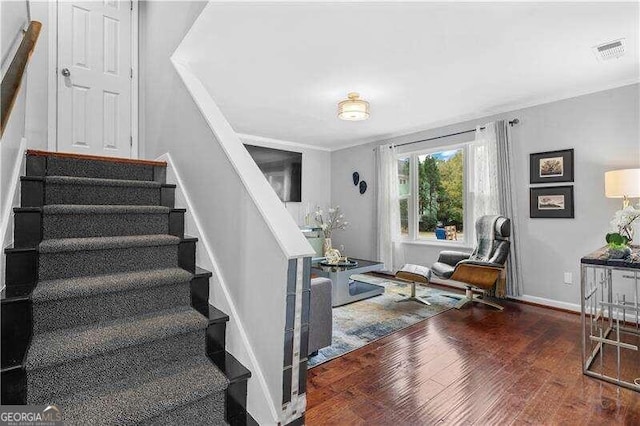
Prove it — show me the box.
[24,0,49,149]
[330,142,378,255]
[1,0,30,289]
[0,1,49,150]
[239,135,331,225]
[140,2,314,423]
[331,83,640,307]
[1,0,28,70]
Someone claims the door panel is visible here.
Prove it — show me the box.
[58,0,132,158]
[71,84,89,147]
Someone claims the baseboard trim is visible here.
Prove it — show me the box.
[509,295,580,315]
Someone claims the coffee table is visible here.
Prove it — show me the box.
[311,258,385,307]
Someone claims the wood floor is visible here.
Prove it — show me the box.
[305,294,640,425]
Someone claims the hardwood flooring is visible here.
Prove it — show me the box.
[305,293,640,425]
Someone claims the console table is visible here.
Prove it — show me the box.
[311,258,384,307]
[580,246,640,392]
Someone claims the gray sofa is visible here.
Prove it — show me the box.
[309,277,333,356]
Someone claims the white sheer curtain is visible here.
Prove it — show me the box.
[376,144,400,271]
[468,124,500,242]
[468,121,523,296]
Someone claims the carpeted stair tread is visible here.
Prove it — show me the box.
[32,268,193,302]
[55,354,227,426]
[26,306,208,370]
[45,175,162,188]
[39,234,180,253]
[41,205,174,240]
[43,204,171,215]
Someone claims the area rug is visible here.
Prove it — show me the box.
[308,274,457,367]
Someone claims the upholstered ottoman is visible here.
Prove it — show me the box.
[395,264,432,305]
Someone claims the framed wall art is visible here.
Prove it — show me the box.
[529,149,574,184]
[530,186,575,218]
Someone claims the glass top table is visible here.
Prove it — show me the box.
[311,258,385,307]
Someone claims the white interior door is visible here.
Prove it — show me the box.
[57,0,132,157]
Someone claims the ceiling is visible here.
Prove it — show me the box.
[177,2,639,150]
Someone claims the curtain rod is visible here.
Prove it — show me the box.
[381,118,520,150]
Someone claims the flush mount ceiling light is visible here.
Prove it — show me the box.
[338,92,370,121]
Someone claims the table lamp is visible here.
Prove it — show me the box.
[605,168,640,208]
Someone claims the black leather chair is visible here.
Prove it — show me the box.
[432,215,511,310]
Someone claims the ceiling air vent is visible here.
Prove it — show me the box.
[593,39,626,61]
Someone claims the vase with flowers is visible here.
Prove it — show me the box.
[314,206,349,257]
[607,205,640,259]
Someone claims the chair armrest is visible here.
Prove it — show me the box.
[437,250,471,266]
[450,262,503,290]
[458,259,504,269]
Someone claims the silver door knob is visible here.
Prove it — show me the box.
[61,68,71,77]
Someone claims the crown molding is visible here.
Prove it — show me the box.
[329,78,640,152]
[237,133,332,152]
[239,79,638,153]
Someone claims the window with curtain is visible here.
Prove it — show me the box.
[397,144,470,244]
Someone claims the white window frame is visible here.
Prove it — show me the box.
[396,142,473,248]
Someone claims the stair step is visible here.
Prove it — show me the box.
[45,176,164,206]
[26,306,209,403]
[38,235,181,280]
[46,176,162,189]
[34,267,192,301]
[194,266,213,279]
[42,205,178,215]
[13,206,186,245]
[52,354,227,426]
[26,305,206,370]
[193,303,230,324]
[27,149,166,183]
[1,294,31,371]
[32,268,193,333]
[21,176,176,207]
[208,351,252,384]
[39,234,180,253]
[42,205,173,239]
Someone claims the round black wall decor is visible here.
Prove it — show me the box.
[352,172,360,186]
[359,180,367,194]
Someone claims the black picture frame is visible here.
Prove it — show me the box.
[529,149,574,184]
[530,186,574,218]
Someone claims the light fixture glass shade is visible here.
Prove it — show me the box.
[338,92,370,121]
[605,169,640,198]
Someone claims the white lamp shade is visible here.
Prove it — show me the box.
[605,168,640,198]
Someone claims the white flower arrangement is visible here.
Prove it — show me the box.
[314,206,349,238]
[610,204,640,243]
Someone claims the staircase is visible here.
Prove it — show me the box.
[1,150,256,425]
